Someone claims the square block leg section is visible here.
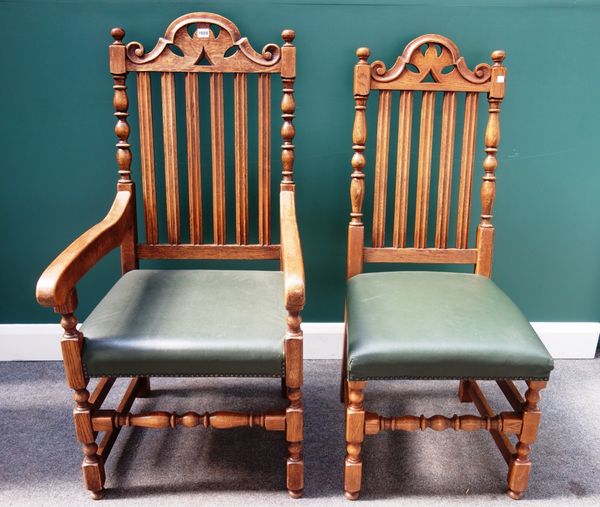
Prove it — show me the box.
[287,456,304,498]
[344,458,363,500]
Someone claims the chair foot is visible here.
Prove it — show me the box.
[344,381,366,501]
[90,489,105,500]
[286,452,304,497]
[286,385,304,496]
[345,491,360,501]
[506,380,547,501]
[507,488,524,500]
[288,488,303,499]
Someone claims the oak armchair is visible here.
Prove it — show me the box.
[342,35,554,500]
[36,13,304,500]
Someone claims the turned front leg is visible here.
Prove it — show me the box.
[285,309,304,498]
[59,304,105,500]
[344,381,366,500]
[507,380,547,499]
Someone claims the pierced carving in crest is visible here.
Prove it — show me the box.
[125,13,281,72]
[370,34,491,87]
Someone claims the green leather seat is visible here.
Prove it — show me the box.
[81,270,286,378]
[346,271,554,381]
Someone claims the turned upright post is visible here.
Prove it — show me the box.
[475,50,506,277]
[280,30,296,191]
[57,290,105,500]
[347,48,370,279]
[109,28,137,274]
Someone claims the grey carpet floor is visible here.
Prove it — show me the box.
[1,359,599,506]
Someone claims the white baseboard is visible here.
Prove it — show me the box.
[0,322,598,361]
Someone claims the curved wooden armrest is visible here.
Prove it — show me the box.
[280,190,305,311]
[36,191,134,308]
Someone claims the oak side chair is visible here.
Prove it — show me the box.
[35,13,305,500]
[342,35,554,500]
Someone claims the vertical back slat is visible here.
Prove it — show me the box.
[137,72,158,245]
[210,73,226,244]
[185,72,202,244]
[234,73,249,244]
[392,91,413,248]
[414,91,435,248]
[434,92,457,248]
[258,74,271,245]
[372,90,392,248]
[456,92,479,248]
[161,72,180,244]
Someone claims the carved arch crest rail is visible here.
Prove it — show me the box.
[124,12,282,72]
[370,34,492,91]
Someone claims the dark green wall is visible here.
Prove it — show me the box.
[1,0,599,323]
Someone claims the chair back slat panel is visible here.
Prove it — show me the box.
[210,73,226,245]
[414,91,435,248]
[185,72,203,244]
[258,74,272,245]
[372,90,392,248]
[347,35,505,274]
[456,92,479,249]
[434,91,457,248]
[234,73,249,245]
[392,91,413,248]
[136,72,159,244]
[117,14,293,259]
[161,71,180,244]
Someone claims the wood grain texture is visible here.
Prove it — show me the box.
[507,381,547,499]
[364,411,522,434]
[124,13,283,74]
[369,34,492,93]
[347,48,370,279]
[95,409,286,431]
[456,92,479,248]
[363,247,477,264]
[234,73,249,244]
[36,191,133,307]
[466,379,516,465]
[137,72,159,245]
[161,72,180,244]
[392,91,412,248]
[137,243,280,260]
[280,190,305,310]
[258,74,272,244]
[414,91,435,248]
[280,33,296,191]
[434,91,457,248]
[372,90,391,247]
[210,72,226,244]
[185,72,203,244]
[89,377,116,410]
[476,51,506,277]
[344,381,366,500]
[497,380,525,413]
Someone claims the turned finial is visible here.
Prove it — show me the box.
[356,47,370,62]
[282,29,295,45]
[111,27,125,44]
[491,50,505,65]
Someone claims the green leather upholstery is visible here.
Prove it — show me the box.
[81,270,286,378]
[346,272,554,381]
